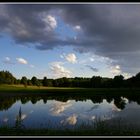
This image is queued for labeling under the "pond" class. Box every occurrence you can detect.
[0,93,140,129]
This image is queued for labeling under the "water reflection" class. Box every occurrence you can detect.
[15,107,26,128]
[0,93,139,111]
[50,100,72,116]
[60,114,77,125]
[0,92,140,129]
[86,105,100,112]
[3,117,8,123]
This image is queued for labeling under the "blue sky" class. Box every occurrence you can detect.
[0,29,113,79]
[0,4,137,79]
[0,32,124,79]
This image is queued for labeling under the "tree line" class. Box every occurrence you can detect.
[1,70,140,88]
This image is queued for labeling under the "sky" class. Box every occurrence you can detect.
[0,3,139,79]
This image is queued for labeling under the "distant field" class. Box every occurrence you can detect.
[0,84,140,96]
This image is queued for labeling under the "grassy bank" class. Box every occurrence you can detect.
[0,85,140,96]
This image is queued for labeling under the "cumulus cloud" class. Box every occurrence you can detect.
[122,72,132,79]
[74,25,81,30]
[110,65,121,75]
[60,53,77,64]
[42,15,57,31]
[65,53,77,64]
[50,100,72,116]
[90,58,94,62]
[60,114,77,125]
[3,56,35,68]
[0,4,140,75]
[109,64,132,78]
[16,57,28,64]
[50,61,72,78]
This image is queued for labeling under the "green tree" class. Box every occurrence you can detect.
[90,76,102,88]
[113,75,124,87]
[42,77,48,86]
[21,76,28,88]
[31,76,38,86]
[0,70,16,84]
[27,80,32,86]
[36,80,42,88]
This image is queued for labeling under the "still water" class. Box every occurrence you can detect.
[0,94,140,129]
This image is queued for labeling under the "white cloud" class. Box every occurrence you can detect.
[16,57,28,64]
[50,61,72,78]
[50,100,72,116]
[122,72,132,79]
[78,53,113,65]
[65,53,77,64]
[60,114,77,125]
[90,58,95,62]
[43,15,57,30]
[74,25,81,30]
[110,65,121,75]
[110,64,132,79]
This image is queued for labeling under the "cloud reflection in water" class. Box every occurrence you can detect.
[50,100,72,116]
[60,114,77,125]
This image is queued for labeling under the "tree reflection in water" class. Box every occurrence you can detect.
[15,106,25,129]
[0,92,140,111]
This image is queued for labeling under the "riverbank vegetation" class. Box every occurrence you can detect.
[1,70,140,88]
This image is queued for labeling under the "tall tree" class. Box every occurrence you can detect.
[21,76,28,88]
[42,77,48,86]
[31,76,38,86]
[0,70,16,84]
[113,75,124,87]
[90,76,102,88]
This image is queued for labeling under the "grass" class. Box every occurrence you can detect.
[0,84,140,96]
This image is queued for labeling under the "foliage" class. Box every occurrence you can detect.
[21,76,28,88]
[1,70,140,88]
[0,71,16,85]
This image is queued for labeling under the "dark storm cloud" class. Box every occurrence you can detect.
[86,65,99,72]
[59,4,140,74]
[0,4,140,74]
